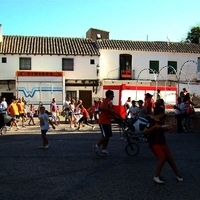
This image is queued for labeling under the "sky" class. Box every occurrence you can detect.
[0,0,200,42]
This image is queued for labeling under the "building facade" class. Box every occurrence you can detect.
[0,25,200,107]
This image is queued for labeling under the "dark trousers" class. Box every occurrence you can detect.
[175,114,183,132]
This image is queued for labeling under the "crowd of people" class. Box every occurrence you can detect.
[123,88,196,133]
[1,88,196,184]
[174,88,196,132]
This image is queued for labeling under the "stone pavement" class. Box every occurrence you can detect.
[0,117,200,200]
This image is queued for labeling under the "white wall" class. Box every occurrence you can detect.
[99,50,200,82]
[0,55,99,80]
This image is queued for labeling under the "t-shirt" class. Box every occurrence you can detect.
[129,106,139,119]
[145,118,166,147]
[64,100,71,110]
[144,99,154,115]
[81,107,89,118]
[39,113,49,130]
[51,102,57,112]
[17,102,25,114]
[98,98,113,124]
[9,103,19,116]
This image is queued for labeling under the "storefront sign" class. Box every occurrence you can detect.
[16,71,63,76]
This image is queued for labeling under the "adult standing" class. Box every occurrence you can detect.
[0,97,8,114]
[17,97,26,127]
[156,89,162,101]
[7,98,20,131]
[50,98,58,125]
[144,93,154,118]
[127,100,138,125]
[93,90,121,156]
[124,97,132,117]
[183,93,195,130]
[63,97,71,123]
[174,97,186,133]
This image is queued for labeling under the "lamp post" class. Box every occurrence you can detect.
[177,60,198,95]
[187,71,198,92]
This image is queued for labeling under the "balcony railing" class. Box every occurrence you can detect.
[121,69,132,79]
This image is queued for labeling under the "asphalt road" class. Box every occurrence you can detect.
[0,123,200,200]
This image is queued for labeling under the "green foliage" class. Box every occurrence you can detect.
[186,26,200,44]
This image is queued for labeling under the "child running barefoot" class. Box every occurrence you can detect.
[38,106,55,149]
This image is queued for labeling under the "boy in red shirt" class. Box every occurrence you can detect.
[77,104,95,130]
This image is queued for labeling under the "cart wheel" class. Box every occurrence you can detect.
[1,126,7,135]
[125,142,139,156]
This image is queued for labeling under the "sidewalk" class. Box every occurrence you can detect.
[5,116,99,134]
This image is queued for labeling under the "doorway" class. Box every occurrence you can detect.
[1,92,14,104]
[79,90,92,109]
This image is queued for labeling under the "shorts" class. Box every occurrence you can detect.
[99,124,112,138]
[79,117,88,124]
[12,115,19,120]
[19,113,25,118]
[151,144,172,159]
[51,112,57,121]
[41,129,48,136]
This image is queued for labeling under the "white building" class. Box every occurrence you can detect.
[0,25,200,107]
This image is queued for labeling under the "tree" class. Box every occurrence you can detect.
[185,26,200,44]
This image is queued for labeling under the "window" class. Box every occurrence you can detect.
[19,58,31,70]
[119,54,132,79]
[90,59,95,64]
[2,57,7,63]
[62,58,74,71]
[66,91,77,101]
[149,61,159,74]
[168,61,177,74]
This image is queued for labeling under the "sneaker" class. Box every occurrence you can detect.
[92,144,101,155]
[44,145,49,149]
[16,127,20,131]
[176,174,183,182]
[92,126,95,130]
[100,150,111,157]
[153,177,164,184]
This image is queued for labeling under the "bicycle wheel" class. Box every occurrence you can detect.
[1,126,7,135]
[125,142,139,156]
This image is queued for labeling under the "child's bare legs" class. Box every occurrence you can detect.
[155,157,166,177]
[28,117,35,125]
[166,157,179,176]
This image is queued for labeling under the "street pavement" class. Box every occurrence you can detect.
[0,118,200,200]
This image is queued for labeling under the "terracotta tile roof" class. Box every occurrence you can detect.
[1,36,200,55]
[96,39,200,53]
[0,36,100,56]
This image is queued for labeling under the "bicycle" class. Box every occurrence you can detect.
[0,126,7,135]
[118,118,148,156]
